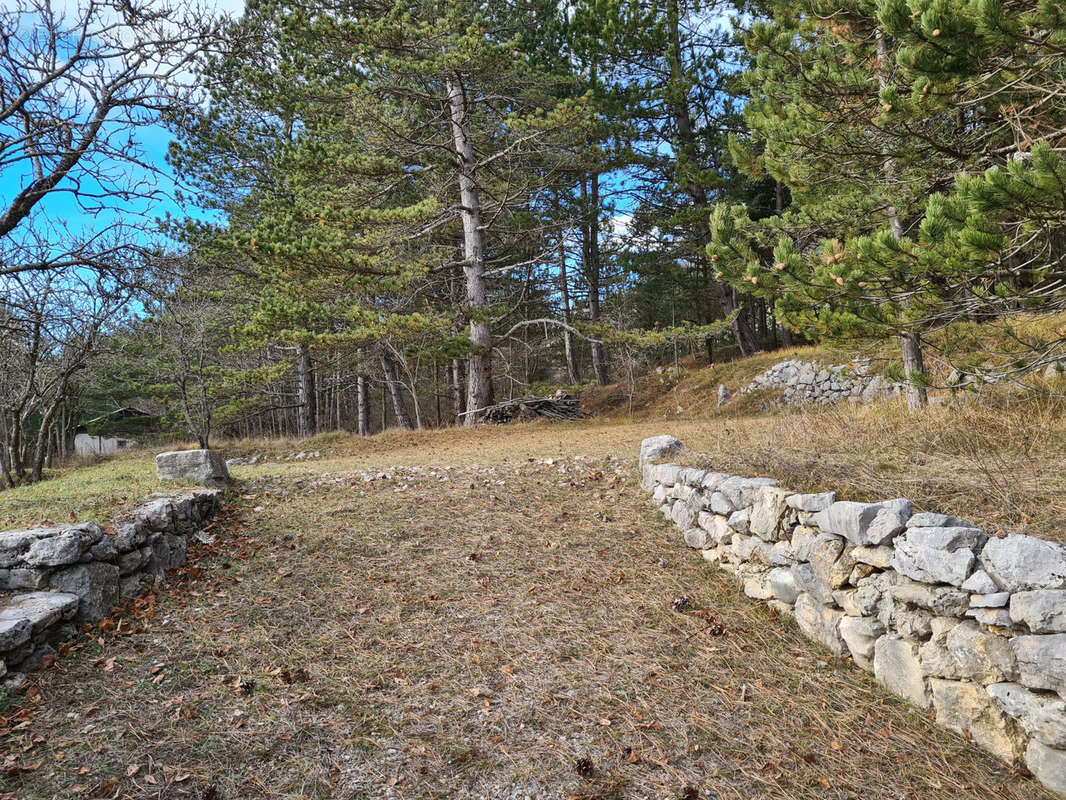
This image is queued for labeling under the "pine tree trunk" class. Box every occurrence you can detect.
[557,229,580,384]
[877,31,927,412]
[297,342,317,438]
[450,358,466,425]
[380,355,413,430]
[665,0,757,357]
[446,77,494,424]
[780,321,794,348]
[581,176,609,385]
[356,373,368,436]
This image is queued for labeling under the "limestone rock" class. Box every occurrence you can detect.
[891,526,987,587]
[853,545,893,569]
[732,534,773,565]
[849,563,877,584]
[708,492,734,516]
[920,641,962,679]
[786,491,835,512]
[790,526,820,561]
[987,682,1066,748]
[0,617,32,650]
[118,547,148,576]
[655,464,682,486]
[49,563,120,621]
[966,607,1014,628]
[769,567,800,604]
[981,533,1066,591]
[22,523,103,567]
[1026,740,1066,796]
[111,523,147,552]
[155,449,231,489]
[743,570,775,600]
[6,568,48,590]
[716,384,731,406]
[684,528,711,549]
[839,615,884,668]
[895,607,933,640]
[812,501,883,545]
[888,578,969,617]
[639,435,685,466]
[769,541,796,566]
[0,529,51,567]
[946,620,1017,683]
[929,678,1026,762]
[865,499,914,546]
[1011,590,1066,633]
[0,592,78,635]
[149,533,188,572]
[970,592,1011,608]
[794,593,847,656]
[835,589,871,618]
[1012,634,1066,697]
[718,476,779,509]
[874,635,930,708]
[749,486,790,541]
[727,509,750,535]
[962,569,1001,594]
[808,533,849,589]
[908,512,972,529]
[671,501,697,530]
[699,513,733,545]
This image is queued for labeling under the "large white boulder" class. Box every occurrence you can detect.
[891,526,986,587]
[155,449,231,489]
[981,533,1066,591]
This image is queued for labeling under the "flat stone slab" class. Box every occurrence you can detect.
[0,591,79,636]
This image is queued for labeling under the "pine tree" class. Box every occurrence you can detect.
[711,0,1066,403]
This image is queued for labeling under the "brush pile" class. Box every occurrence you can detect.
[479,391,587,423]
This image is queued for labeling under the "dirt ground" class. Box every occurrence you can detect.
[0,434,1055,799]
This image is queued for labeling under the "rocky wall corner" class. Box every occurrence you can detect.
[0,489,224,689]
[640,435,1066,797]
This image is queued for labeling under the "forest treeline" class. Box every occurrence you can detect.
[2,0,1065,486]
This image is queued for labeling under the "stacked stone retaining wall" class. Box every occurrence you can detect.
[640,435,1066,796]
[741,358,904,406]
[0,490,222,685]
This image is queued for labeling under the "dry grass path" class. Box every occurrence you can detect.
[1,436,1054,799]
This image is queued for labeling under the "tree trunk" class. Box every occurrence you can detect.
[665,0,757,357]
[450,358,466,425]
[380,354,413,430]
[446,77,494,424]
[780,322,794,348]
[877,31,926,412]
[557,229,581,384]
[297,342,317,438]
[31,395,63,483]
[581,176,609,385]
[356,373,369,436]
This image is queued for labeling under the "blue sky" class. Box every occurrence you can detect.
[0,0,246,256]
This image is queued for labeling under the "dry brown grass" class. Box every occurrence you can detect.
[7,388,1065,547]
[0,438,1057,799]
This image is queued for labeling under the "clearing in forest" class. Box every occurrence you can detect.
[0,423,1058,799]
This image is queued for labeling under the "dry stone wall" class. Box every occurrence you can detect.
[0,490,222,687]
[639,435,1066,796]
[740,359,904,406]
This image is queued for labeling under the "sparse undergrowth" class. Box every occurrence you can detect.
[0,438,1058,799]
